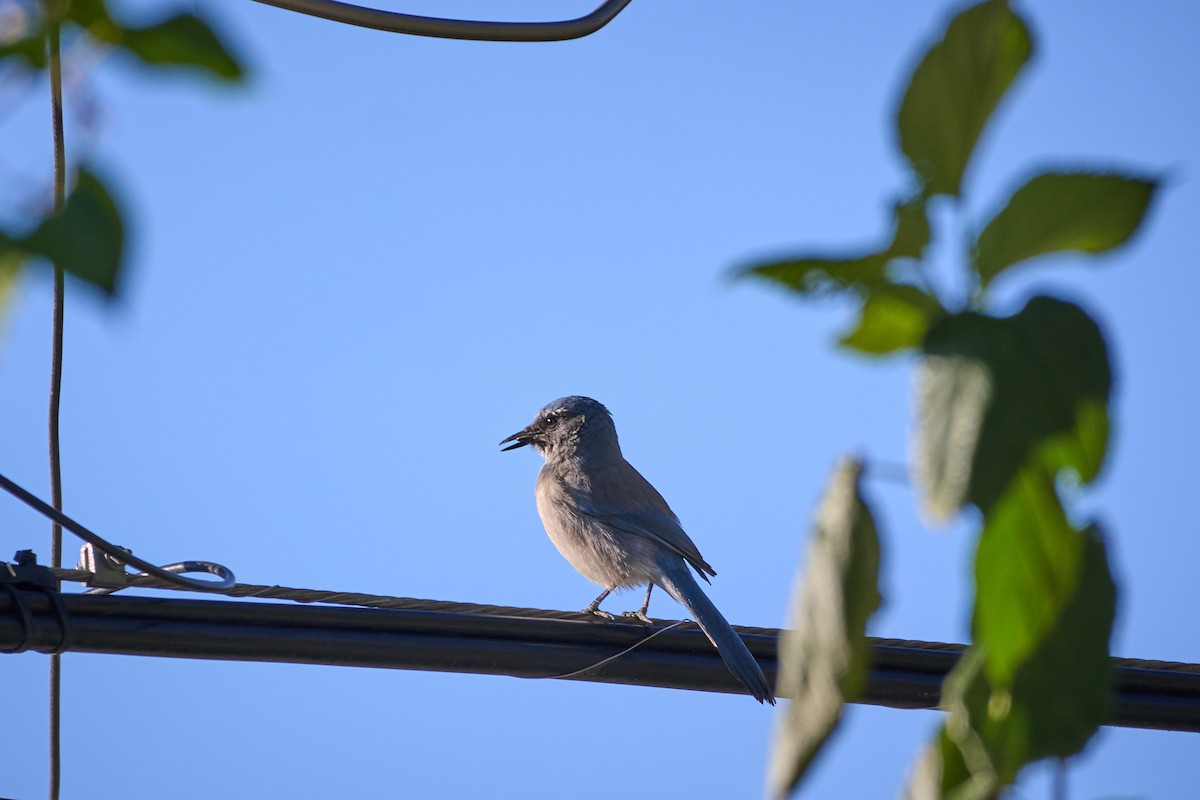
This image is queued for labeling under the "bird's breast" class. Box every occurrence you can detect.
[534,475,659,589]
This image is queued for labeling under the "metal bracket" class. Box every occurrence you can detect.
[252,0,635,41]
[78,542,132,590]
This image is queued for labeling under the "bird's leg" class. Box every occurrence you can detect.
[622,584,654,625]
[582,588,617,620]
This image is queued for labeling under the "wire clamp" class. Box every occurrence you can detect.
[77,542,131,590]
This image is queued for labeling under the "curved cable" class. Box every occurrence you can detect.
[251,0,634,41]
[84,560,236,596]
[0,472,235,593]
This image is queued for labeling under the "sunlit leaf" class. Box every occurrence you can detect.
[916,296,1110,518]
[973,464,1079,686]
[973,171,1159,287]
[839,284,941,356]
[120,14,244,81]
[769,457,882,798]
[23,168,125,294]
[929,517,1114,792]
[897,0,1032,197]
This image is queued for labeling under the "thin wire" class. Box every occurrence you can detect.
[44,6,67,797]
[539,619,691,680]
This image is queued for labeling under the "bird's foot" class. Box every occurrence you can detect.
[621,610,653,625]
[581,607,617,621]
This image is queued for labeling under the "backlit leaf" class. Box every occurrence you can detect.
[897,0,1032,197]
[973,171,1159,287]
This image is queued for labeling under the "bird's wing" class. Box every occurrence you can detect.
[573,460,717,580]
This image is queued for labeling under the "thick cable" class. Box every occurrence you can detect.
[0,473,235,593]
[0,583,33,652]
[251,0,634,41]
[44,568,1200,678]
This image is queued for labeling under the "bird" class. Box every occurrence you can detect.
[500,395,775,704]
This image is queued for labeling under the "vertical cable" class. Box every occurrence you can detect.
[45,5,68,798]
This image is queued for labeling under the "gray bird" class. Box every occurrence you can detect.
[501,396,775,704]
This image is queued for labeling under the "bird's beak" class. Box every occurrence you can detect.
[499,427,534,451]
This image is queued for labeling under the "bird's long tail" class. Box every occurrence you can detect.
[655,555,775,705]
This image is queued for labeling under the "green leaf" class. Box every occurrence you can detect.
[0,238,23,322]
[888,195,932,260]
[742,252,890,297]
[973,171,1159,287]
[840,284,941,356]
[0,31,49,70]
[972,464,1079,686]
[769,457,882,798]
[68,0,118,30]
[933,517,1115,790]
[65,0,244,82]
[897,0,1032,198]
[916,296,1111,519]
[120,14,244,81]
[739,194,931,297]
[23,168,125,294]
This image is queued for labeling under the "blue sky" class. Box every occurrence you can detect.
[2,0,1198,796]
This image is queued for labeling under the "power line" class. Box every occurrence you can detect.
[3,572,1199,732]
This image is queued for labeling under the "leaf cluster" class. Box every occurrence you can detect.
[758,2,1156,797]
[0,0,245,316]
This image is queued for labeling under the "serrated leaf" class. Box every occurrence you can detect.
[916,296,1111,519]
[120,14,244,81]
[23,168,125,294]
[839,284,941,356]
[897,0,1032,198]
[973,171,1159,287]
[914,354,992,522]
[768,457,882,798]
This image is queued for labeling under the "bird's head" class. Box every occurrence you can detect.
[500,396,619,461]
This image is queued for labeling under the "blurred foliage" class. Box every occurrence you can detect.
[770,457,881,798]
[0,0,244,318]
[747,0,1159,796]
